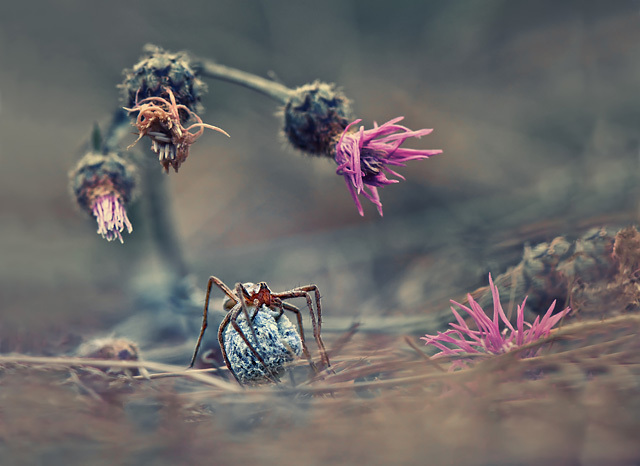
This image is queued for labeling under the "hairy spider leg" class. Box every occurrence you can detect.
[274,287,330,368]
[297,285,324,332]
[216,304,240,383]
[235,282,261,351]
[298,285,329,366]
[189,276,237,368]
[279,301,318,373]
[219,302,280,384]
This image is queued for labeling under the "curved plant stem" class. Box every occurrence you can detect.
[143,158,190,279]
[195,59,293,104]
[103,108,131,154]
[101,108,191,281]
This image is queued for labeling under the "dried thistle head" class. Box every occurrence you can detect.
[121,45,229,172]
[76,337,141,376]
[334,117,442,216]
[612,226,640,277]
[124,88,229,173]
[566,226,640,317]
[470,227,618,318]
[120,44,206,114]
[283,80,352,155]
[69,152,137,243]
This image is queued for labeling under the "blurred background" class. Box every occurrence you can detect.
[2,1,640,464]
[1,0,640,352]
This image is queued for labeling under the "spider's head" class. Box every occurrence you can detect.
[244,282,273,307]
[223,282,274,310]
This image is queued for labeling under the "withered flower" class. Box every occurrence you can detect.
[121,45,229,172]
[124,88,229,172]
[70,152,137,243]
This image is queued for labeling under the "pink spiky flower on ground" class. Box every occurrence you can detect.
[334,117,442,216]
[421,275,571,363]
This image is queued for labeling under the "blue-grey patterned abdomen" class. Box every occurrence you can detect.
[222,306,303,383]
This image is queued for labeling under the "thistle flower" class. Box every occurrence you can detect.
[196,60,445,215]
[70,152,137,243]
[120,44,229,172]
[281,83,442,215]
[421,275,571,362]
[334,117,442,216]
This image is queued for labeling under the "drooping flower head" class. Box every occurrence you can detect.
[281,80,441,215]
[421,275,571,363]
[124,88,229,173]
[120,44,206,116]
[120,44,229,172]
[70,152,137,243]
[334,117,442,216]
[90,192,133,243]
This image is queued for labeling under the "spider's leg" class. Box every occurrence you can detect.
[189,276,238,368]
[296,285,324,334]
[218,305,241,384]
[275,289,330,368]
[279,301,310,358]
[211,276,238,303]
[281,301,317,373]
[236,283,260,349]
[228,305,280,384]
[295,285,328,366]
[190,276,219,368]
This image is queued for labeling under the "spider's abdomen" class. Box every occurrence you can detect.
[223,306,303,383]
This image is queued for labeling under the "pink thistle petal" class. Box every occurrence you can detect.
[334,116,442,216]
[423,275,570,362]
[91,194,133,244]
[344,180,364,216]
[516,297,527,346]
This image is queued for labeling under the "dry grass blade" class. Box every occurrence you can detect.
[0,354,241,392]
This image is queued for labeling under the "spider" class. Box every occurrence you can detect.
[189,276,330,384]
[123,87,229,172]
